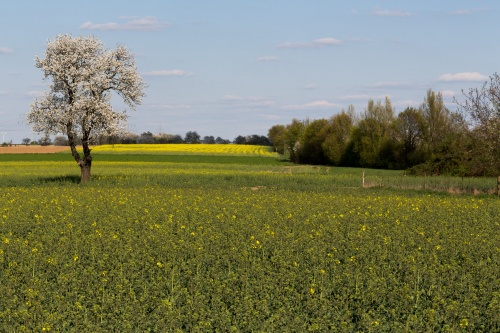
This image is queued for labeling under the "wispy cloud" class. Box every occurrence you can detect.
[440,90,457,98]
[143,70,193,77]
[278,37,342,49]
[0,47,14,54]
[438,72,488,82]
[220,95,275,108]
[372,9,412,17]
[368,81,411,89]
[257,56,279,62]
[451,9,473,15]
[341,94,390,101]
[396,100,420,108]
[282,100,339,110]
[81,16,168,31]
[221,95,250,101]
[451,7,490,15]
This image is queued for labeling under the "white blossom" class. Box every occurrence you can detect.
[27,34,146,140]
[27,34,146,182]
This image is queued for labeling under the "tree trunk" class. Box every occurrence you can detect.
[68,136,92,183]
[79,141,92,183]
[79,157,92,183]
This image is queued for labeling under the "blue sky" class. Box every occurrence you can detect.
[0,0,498,143]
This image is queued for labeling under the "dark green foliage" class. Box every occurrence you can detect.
[298,119,329,165]
[268,124,286,154]
[184,131,201,144]
[269,87,498,176]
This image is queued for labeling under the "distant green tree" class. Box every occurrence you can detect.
[322,111,353,166]
[202,135,216,144]
[351,98,395,168]
[39,135,52,146]
[393,107,426,168]
[120,132,139,144]
[299,119,329,164]
[233,135,246,144]
[215,137,230,144]
[138,131,155,144]
[168,134,184,144]
[184,131,201,144]
[284,119,307,163]
[54,135,69,146]
[420,90,450,157]
[268,125,286,154]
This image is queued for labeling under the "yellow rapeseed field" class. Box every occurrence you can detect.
[92,143,275,156]
[1,151,499,331]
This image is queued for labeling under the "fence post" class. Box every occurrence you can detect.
[362,170,365,188]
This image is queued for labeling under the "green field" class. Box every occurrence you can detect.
[1,149,499,332]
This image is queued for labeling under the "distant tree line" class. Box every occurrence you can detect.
[268,78,500,177]
[39,131,271,147]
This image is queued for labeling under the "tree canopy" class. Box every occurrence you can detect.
[268,86,498,177]
[27,34,146,182]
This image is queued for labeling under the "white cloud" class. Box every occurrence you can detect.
[282,100,339,110]
[369,81,410,88]
[451,9,473,15]
[438,72,488,82]
[0,47,14,54]
[278,37,342,49]
[257,56,279,62]
[396,100,420,108]
[440,90,456,98]
[81,16,168,31]
[313,38,342,46]
[143,70,192,77]
[373,9,412,17]
[341,94,390,101]
[451,7,490,15]
[303,83,317,90]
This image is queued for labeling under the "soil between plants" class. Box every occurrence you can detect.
[0,146,70,154]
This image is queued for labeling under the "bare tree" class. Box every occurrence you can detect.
[27,35,146,182]
[456,73,500,175]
